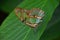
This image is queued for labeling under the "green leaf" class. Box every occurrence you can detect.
[40,21,60,40]
[40,5,60,40]
[57,0,60,3]
[0,0,59,40]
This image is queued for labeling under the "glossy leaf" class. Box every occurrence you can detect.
[40,5,60,40]
[0,0,59,40]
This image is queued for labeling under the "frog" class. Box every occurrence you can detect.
[14,8,44,28]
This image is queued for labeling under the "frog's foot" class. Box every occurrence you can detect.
[26,22,37,28]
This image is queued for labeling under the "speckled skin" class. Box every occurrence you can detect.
[15,8,44,28]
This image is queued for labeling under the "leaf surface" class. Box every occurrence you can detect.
[0,0,59,40]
